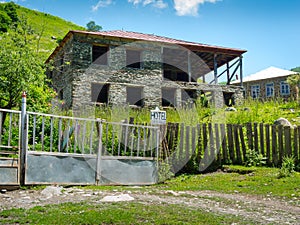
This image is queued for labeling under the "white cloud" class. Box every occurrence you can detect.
[92,0,113,12]
[143,0,153,6]
[128,0,167,9]
[128,0,141,5]
[174,0,219,16]
[153,0,167,9]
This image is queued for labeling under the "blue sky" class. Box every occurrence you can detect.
[4,0,300,77]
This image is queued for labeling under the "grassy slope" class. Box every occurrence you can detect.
[14,4,85,60]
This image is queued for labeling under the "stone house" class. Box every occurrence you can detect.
[232,66,299,100]
[46,30,247,110]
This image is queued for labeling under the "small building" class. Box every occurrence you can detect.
[232,66,299,100]
[46,30,247,110]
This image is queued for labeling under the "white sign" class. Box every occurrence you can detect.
[150,107,166,125]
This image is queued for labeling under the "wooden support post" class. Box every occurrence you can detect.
[188,51,192,82]
[239,56,243,87]
[214,54,218,84]
[226,62,230,84]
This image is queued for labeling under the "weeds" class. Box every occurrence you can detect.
[244,149,266,167]
[278,156,295,178]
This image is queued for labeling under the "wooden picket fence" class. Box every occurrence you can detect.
[160,122,300,168]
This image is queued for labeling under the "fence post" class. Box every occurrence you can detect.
[96,120,103,185]
[20,91,28,186]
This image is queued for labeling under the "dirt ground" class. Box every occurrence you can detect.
[1,186,299,225]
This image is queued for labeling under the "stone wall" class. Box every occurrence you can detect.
[242,76,296,100]
[49,32,244,110]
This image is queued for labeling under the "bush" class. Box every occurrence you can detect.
[278,156,295,178]
[244,149,266,167]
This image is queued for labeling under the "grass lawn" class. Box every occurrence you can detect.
[160,166,300,199]
[0,166,299,224]
[0,202,253,225]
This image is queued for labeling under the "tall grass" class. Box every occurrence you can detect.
[86,99,300,126]
[223,99,299,125]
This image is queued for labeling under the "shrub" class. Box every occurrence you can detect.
[278,156,295,178]
[244,149,266,167]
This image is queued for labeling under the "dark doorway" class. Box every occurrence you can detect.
[223,92,235,106]
[91,83,110,104]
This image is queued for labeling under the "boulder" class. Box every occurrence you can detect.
[274,118,293,128]
[100,194,134,202]
[41,186,63,198]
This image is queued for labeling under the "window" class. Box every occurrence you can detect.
[126,86,144,107]
[251,85,260,99]
[280,81,290,96]
[162,88,176,107]
[91,83,109,104]
[163,48,191,82]
[126,49,141,69]
[182,89,197,103]
[59,90,63,100]
[223,92,235,106]
[92,45,108,65]
[266,83,274,97]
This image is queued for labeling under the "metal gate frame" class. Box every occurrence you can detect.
[1,93,160,186]
[0,108,21,185]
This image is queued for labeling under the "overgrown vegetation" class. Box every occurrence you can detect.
[91,99,300,126]
[278,156,296,178]
[244,149,266,167]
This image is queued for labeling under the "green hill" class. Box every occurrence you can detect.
[0,2,85,60]
[291,66,300,73]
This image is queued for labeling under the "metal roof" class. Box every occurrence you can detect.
[46,30,247,70]
[72,30,246,53]
[232,66,298,84]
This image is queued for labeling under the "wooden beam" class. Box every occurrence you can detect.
[214,54,218,84]
[239,56,243,87]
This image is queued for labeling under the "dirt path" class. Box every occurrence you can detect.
[0,187,299,225]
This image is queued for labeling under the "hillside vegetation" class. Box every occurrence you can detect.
[0,2,85,60]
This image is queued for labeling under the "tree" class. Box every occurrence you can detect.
[0,11,12,32]
[86,21,102,32]
[291,67,300,73]
[0,19,54,113]
[287,73,300,103]
[4,2,19,24]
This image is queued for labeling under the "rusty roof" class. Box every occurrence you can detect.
[46,30,246,64]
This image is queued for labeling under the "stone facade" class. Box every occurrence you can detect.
[47,31,245,110]
[243,76,297,100]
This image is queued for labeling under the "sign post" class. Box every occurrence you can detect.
[150,107,166,125]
